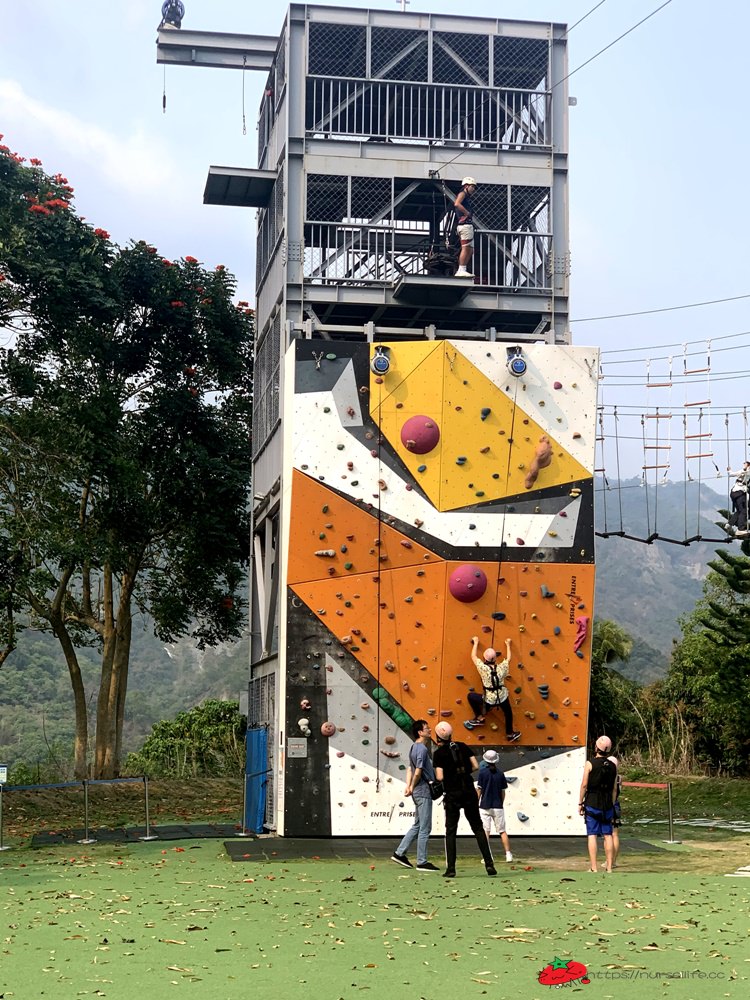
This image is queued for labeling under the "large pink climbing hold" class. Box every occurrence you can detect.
[321,721,336,737]
[574,615,590,653]
[400,415,440,455]
[449,564,488,603]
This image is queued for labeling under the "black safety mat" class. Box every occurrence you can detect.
[223,835,665,862]
[31,823,246,847]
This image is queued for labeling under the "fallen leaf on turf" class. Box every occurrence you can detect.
[160,938,186,945]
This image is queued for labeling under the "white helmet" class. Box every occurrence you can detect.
[462,176,477,187]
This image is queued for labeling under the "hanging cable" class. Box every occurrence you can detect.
[242,55,247,136]
[162,64,167,114]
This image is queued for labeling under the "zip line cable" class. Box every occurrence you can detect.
[572,291,750,324]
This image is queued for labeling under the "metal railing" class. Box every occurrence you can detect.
[303,222,552,290]
[306,76,550,149]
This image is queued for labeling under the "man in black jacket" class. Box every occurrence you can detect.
[433,721,497,878]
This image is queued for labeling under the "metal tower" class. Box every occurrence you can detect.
[158,5,592,838]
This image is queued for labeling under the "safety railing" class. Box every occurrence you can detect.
[303,222,552,291]
[306,76,550,149]
[0,776,158,849]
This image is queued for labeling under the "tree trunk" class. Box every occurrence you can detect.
[93,565,134,778]
[52,616,89,779]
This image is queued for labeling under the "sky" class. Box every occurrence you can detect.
[2,0,750,484]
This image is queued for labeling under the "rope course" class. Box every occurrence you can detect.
[595,342,740,546]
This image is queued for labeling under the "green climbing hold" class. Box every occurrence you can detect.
[326,353,337,360]
[372,686,412,730]
[322,505,329,513]
[344,562,353,570]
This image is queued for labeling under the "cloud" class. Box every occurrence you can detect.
[0,78,178,200]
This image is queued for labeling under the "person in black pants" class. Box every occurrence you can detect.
[432,721,497,878]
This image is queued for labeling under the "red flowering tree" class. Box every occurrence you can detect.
[0,139,254,778]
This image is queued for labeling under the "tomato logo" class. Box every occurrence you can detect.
[537,957,589,987]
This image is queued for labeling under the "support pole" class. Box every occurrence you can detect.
[0,785,10,851]
[663,781,681,844]
[237,767,252,837]
[77,781,97,845]
[139,776,159,841]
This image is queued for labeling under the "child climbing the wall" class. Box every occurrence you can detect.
[465,636,521,742]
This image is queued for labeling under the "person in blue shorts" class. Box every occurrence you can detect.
[578,735,617,872]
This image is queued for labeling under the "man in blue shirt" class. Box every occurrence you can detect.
[391,720,439,872]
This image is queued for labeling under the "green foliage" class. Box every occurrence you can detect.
[124,700,246,778]
[0,139,254,777]
[587,619,639,749]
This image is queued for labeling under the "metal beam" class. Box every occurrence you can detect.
[156,28,277,71]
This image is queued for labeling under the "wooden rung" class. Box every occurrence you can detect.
[643,445,672,450]
[645,413,672,419]
[685,432,712,439]
[641,463,670,469]
[646,382,672,388]
[684,368,710,374]
[684,400,710,407]
[686,453,714,459]
[594,467,606,473]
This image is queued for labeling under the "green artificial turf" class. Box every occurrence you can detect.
[1,841,749,1000]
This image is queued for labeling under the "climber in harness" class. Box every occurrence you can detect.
[465,636,521,742]
[453,176,477,278]
[726,460,750,537]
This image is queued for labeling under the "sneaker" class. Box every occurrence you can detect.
[416,862,440,872]
[507,731,521,742]
[486,865,497,876]
[455,269,474,278]
[391,853,413,868]
[464,719,483,729]
[442,869,456,878]
[505,851,513,862]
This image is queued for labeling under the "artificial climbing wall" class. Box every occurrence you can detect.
[279,340,599,837]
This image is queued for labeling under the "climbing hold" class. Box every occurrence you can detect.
[315,549,335,557]
[562,697,571,706]
[540,585,554,599]
[514,686,522,694]
[456,456,467,465]
[517,812,529,822]
[524,434,553,490]
[318,532,326,540]
[524,711,536,719]
[300,698,312,711]
[480,407,491,420]
[516,538,525,546]
[491,612,506,620]
[480,446,490,454]
[400,540,412,549]
[538,684,549,700]
[448,564,488,603]
[321,721,336,737]
[548,712,559,720]
[554,627,561,636]
[548,530,558,538]
[384,735,397,745]
[344,562,353,570]
[414,519,424,528]
[570,487,581,497]
[439,710,453,718]
[323,406,331,413]
[384,660,395,672]
[530,787,538,796]
[553,381,562,390]
[401,415,440,454]
[536,723,546,729]
[336,443,344,450]
[417,465,427,473]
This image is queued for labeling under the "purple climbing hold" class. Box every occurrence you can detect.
[449,564,488,603]
[400,415,440,455]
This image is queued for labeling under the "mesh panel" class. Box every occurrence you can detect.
[309,22,366,77]
[371,27,428,81]
[275,31,286,104]
[433,32,489,86]
[253,314,281,454]
[350,177,391,221]
[474,184,509,231]
[494,36,549,90]
[510,185,550,232]
[307,174,348,222]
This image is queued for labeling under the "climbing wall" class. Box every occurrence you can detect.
[279,340,599,837]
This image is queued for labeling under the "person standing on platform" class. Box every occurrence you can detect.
[726,461,750,535]
[391,720,440,872]
[453,177,477,278]
[433,721,497,878]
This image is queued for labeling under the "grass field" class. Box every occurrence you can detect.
[1,775,749,999]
